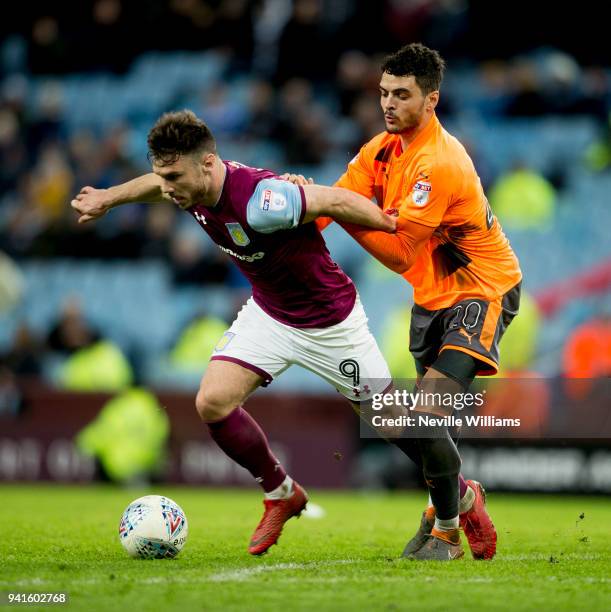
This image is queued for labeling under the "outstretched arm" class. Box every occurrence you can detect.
[279,164,372,233]
[247,179,395,234]
[71,173,170,223]
[301,185,395,232]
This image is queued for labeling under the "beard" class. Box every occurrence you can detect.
[184,182,207,207]
[385,103,425,134]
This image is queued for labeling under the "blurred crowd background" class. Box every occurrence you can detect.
[1,0,610,416]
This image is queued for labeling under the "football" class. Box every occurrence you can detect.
[119,495,188,559]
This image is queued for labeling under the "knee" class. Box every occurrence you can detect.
[195,386,235,423]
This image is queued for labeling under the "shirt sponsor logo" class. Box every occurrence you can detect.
[217,244,265,262]
[412,180,431,206]
[225,222,250,246]
[261,189,287,212]
[262,189,272,211]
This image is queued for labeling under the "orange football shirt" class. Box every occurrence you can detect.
[334,114,522,310]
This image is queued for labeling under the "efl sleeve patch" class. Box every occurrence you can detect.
[411,180,432,206]
[399,165,450,228]
[246,179,304,234]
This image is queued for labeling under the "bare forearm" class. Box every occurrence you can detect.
[106,173,167,207]
[302,185,394,232]
[331,188,393,230]
[71,173,170,224]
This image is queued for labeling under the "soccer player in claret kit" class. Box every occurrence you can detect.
[286,43,523,560]
[71,110,398,556]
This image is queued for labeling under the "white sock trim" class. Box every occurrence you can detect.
[265,475,294,500]
[434,516,459,531]
[459,484,476,514]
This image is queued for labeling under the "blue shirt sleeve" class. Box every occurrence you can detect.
[246,179,305,234]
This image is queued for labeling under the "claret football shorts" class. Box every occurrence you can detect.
[210,295,391,401]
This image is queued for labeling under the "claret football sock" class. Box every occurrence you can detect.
[459,473,468,499]
[265,475,294,500]
[207,407,287,492]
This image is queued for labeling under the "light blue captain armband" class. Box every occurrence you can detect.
[246,178,305,234]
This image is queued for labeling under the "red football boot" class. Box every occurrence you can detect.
[248,482,308,555]
[459,480,497,559]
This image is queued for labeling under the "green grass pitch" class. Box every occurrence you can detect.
[1,484,609,611]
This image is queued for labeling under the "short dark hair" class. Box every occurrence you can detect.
[381,43,446,95]
[147,110,216,165]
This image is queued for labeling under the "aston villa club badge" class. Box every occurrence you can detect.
[214,331,235,352]
[225,222,250,246]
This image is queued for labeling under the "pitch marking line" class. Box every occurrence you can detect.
[209,559,357,582]
[2,574,610,588]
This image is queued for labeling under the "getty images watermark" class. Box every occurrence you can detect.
[368,388,519,429]
[356,378,611,439]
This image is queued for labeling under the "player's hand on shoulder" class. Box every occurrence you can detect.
[278,173,313,186]
[70,186,111,224]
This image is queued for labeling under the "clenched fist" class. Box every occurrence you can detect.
[70,186,113,223]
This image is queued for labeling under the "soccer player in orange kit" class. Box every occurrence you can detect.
[290,43,522,560]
